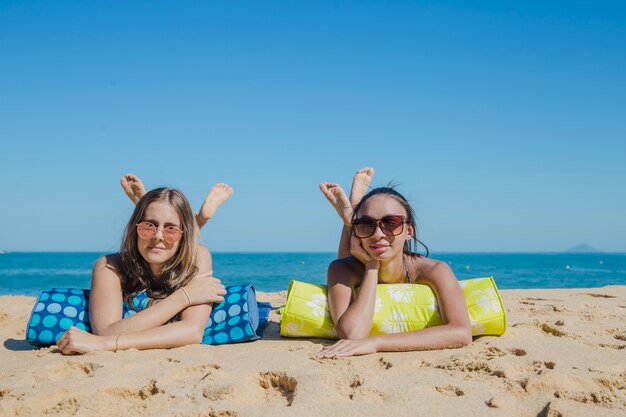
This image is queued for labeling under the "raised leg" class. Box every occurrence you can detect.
[349,167,374,208]
[120,174,146,205]
[196,183,234,229]
[320,167,375,258]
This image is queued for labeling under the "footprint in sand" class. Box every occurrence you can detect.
[0,388,13,400]
[526,360,556,374]
[324,373,388,402]
[480,346,507,360]
[46,397,80,415]
[258,371,298,406]
[34,361,101,383]
[347,377,388,402]
[537,401,563,417]
[378,357,392,369]
[507,348,527,356]
[106,380,164,401]
[165,363,220,380]
[540,323,567,337]
[205,411,238,417]
[203,384,236,401]
[435,385,465,396]
[159,363,222,398]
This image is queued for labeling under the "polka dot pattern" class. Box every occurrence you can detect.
[26,285,270,348]
[200,284,267,345]
[26,289,92,347]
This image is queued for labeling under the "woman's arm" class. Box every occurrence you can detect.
[327,236,382,339]
[89,247,220,336]
[318,262,472,357]
[58,314,210,353]
[60,247,224,354]
[88,255,192,336]
[327,259,379,339]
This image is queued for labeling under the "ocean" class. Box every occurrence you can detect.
[1,252,625,296]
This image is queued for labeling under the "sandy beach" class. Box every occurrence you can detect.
[0,287,624,417]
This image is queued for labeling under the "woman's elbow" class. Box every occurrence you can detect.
[188,325,205,344]
[186,326,204,345]
[452,325,473,347]
[335,322,368,340]
[91,325,113,337]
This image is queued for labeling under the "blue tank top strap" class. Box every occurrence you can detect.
[122,291,151,317]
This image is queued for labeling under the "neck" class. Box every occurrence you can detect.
[377,253,407,284]
[149,263,164,278]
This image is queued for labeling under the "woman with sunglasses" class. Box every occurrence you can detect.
[57,187,226,354]
[318,169,472,357]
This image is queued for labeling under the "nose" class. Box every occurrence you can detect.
[371,222,386,238]
[152,227,165,241]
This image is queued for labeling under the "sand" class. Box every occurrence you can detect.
[0,287,624,417]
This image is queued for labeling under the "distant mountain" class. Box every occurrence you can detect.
[565,243,602,253]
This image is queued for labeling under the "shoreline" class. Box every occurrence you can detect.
[1,286,625,416]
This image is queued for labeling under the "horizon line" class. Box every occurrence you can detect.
[2,250,625,255]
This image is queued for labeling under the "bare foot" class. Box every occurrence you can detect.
[120,174,146,205]
[349,167,374,207]
[196,183,234,228]
[319,182,352,226]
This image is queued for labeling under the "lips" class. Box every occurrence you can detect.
[148,246,167,252]
[370,244,389,254]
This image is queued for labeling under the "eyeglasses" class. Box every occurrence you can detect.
[351,215,408,238]
[136,222,183,243]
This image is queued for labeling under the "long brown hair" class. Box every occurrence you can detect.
[119,187,199,305]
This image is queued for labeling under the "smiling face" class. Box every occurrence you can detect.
[354,194,414,261]
[136,200,183,275]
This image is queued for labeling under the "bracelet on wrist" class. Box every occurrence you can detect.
[180,287,192,307]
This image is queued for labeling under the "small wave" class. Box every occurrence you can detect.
[0,268,92,276]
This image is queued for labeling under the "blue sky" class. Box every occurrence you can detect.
[1,1,625,252]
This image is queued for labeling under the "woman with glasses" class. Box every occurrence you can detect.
[317,169,472,357]
[56,187,226,354]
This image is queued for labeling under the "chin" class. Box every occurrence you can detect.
[368,249,400,261]
[140,251,175,265]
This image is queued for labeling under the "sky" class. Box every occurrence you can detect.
[1,1,625,253]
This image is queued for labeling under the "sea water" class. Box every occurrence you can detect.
[1,252,625,296]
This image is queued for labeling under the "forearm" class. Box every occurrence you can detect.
[93,289,191,336]
[116,320,205,350]
[91,320,205,352]
[373,323,472,352]
[335,268,378,339]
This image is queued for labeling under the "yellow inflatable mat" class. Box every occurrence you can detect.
[279,277,506,338]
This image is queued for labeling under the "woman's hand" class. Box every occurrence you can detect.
[183,272,226,305]
[349,235,379,269]
[316,338,380,358]
[57,326,114,354]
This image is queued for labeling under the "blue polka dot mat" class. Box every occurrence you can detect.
[26,285,271,347]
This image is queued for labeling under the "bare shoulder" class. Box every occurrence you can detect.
[197,244,212,260]
[91,253,123,288]
[328,256,364,287]
[93,253,122,275]
[412,256,456,285]
[196,244,213,270]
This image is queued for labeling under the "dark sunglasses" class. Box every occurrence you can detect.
[351,215,408,238]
